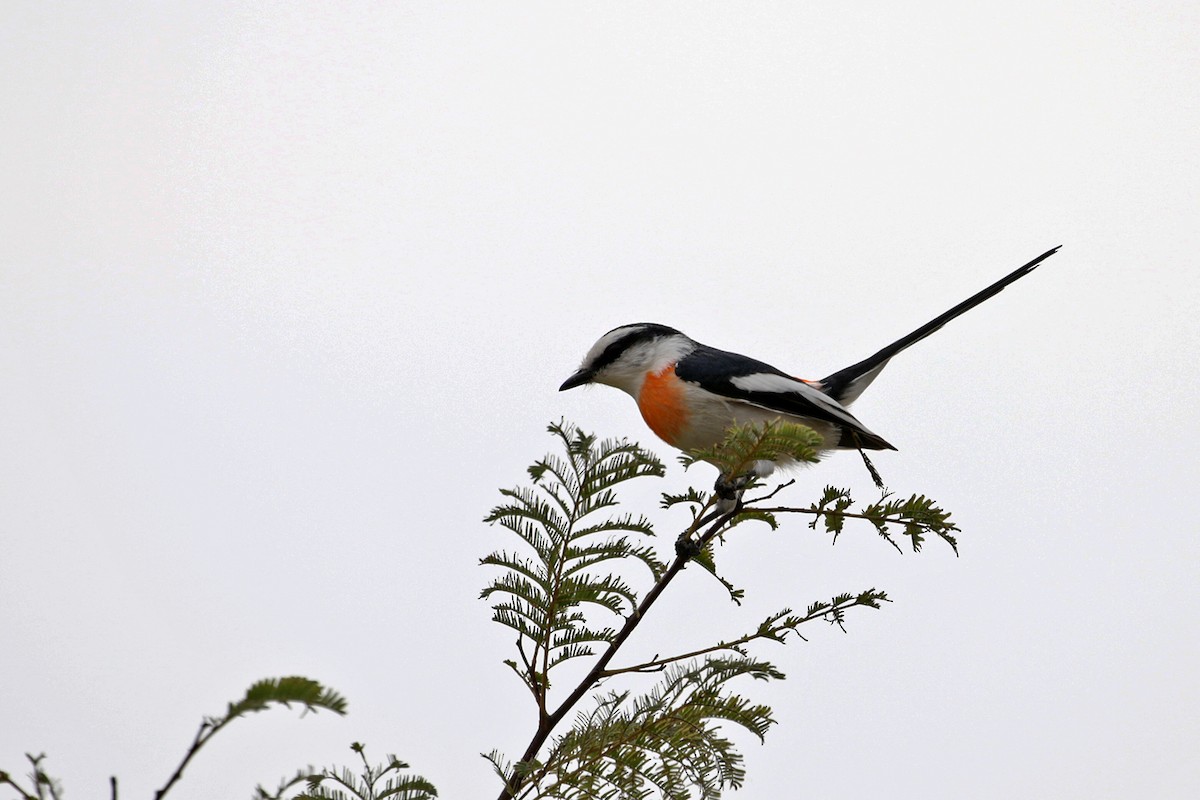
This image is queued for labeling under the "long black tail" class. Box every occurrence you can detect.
[821,246,1061,404]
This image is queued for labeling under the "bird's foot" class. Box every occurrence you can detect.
[714,471,755,512]
[675,533,702,560]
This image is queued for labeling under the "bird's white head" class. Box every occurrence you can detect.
[559,323,696,398]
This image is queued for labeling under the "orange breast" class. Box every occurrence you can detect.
[637,364,689,446]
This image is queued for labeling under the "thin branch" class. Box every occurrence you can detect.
[747,479,796,503]
[0,772,38,800]
[601,637,756,677]
[511,638,541,702]
[154,720,225,800]
[601,592,884,677]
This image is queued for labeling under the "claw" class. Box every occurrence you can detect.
[675,533,702,559]
[713,471,755,514]
[714,471,754,499]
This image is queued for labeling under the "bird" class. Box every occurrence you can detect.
[559,246,1060,477]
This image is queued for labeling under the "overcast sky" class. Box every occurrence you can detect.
[2,2,1198,799]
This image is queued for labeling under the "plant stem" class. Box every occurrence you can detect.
[154,719,228,800]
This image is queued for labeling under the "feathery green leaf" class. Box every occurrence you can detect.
[678,420,822,476]
[482,422,666,697]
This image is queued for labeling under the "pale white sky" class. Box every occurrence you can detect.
[2,3,1198,798]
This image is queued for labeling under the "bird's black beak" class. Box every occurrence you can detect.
[559,369,593,391]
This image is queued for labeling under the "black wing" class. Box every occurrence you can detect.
[675,345,896,450]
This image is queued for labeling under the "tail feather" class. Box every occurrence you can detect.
[821,246,1061,404]
[838,426,897,451]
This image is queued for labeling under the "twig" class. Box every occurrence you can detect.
[747,479,795,503]
[601,636,758,677]
[514,638,541,703]
[0,771,38,800]
[154,720,225,800]
[601,591,883,677]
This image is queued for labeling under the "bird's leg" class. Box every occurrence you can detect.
[674,532,703,559]
[676,471,755,560]
[714,471,755,513]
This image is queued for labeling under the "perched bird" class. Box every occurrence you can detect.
[560,247,1059,474]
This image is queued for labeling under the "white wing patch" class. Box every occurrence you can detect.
[729,372,864,428]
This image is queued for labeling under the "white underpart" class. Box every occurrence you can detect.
[752,459,776,478]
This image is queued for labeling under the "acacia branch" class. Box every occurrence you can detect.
[756,505,960,533]
[601,591,887,677]
[495,504,740,800]
[600,634,760,677]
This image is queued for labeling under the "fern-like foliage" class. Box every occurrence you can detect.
[226,676,348,722]
[493,657,780,800]
[677,420,823,479]
[803,486,960,555]
[481,422,667,698]
[862,493,959,554]
[151,677,349,800]
[257,743,437,800]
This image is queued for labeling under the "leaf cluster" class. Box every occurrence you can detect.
[257,743,437,800]
[481,422,667,699]
[676,420,823,479]
[803,486,960,554]
[157,677,348,800]
[491,657,781,800]
[226,677,348,722]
